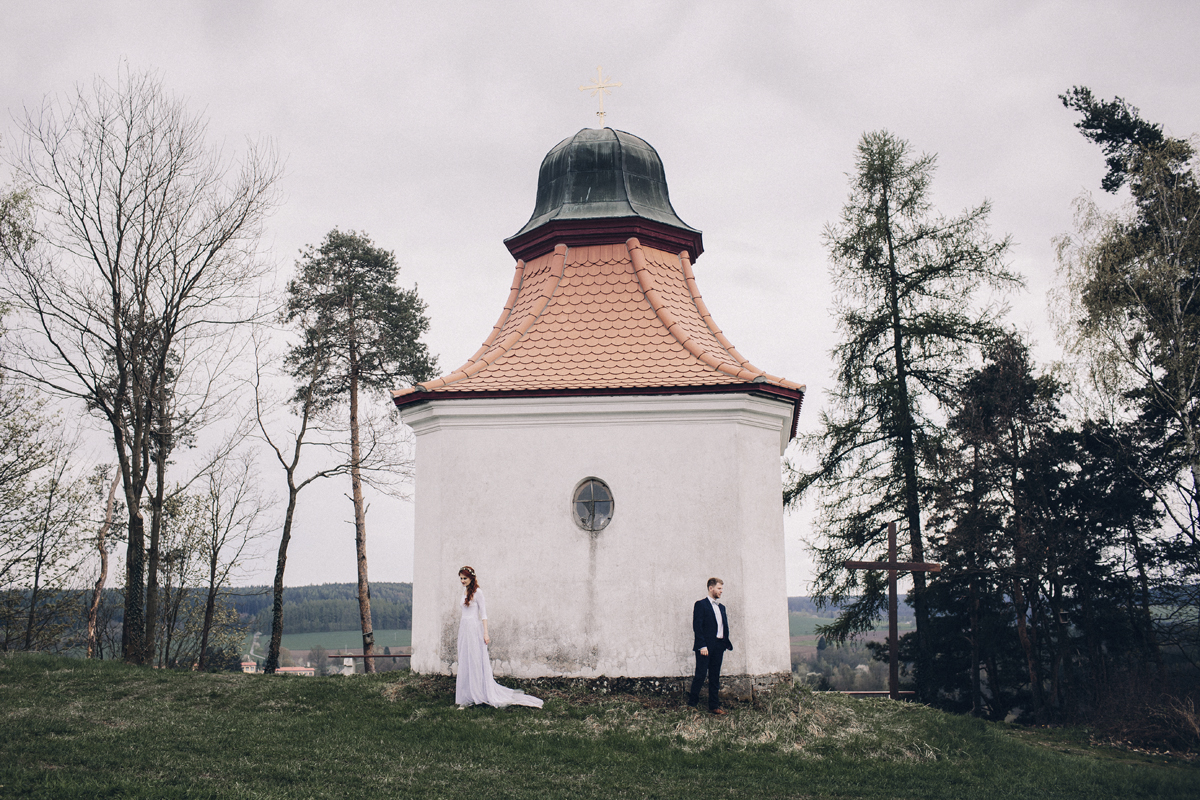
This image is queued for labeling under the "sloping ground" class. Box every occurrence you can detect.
[1,653,1197,799]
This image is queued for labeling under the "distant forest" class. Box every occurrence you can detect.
[227,586,873,633]
[238,588,863,633]
[239,587,881,633]
[234,583,413,634]
[33,585,842,642]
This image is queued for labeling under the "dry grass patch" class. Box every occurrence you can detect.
[379,672,945,761]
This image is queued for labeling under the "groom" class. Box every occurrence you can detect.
[688,577,733,715]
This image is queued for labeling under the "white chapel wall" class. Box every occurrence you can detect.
[400,393,793,679]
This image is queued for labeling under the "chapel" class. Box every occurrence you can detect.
[392,128,804,686]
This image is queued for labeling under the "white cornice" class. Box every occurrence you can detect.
[398,393,794,454]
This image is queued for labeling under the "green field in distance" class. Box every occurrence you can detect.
[788,613,914,639]
[247,629,412,657]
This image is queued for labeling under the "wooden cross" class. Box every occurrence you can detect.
[845,521,941,700]
[579,66,622,126]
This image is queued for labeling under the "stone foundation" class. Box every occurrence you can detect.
[482,671,793,703]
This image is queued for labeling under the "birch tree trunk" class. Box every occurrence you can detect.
[87,471,121,659]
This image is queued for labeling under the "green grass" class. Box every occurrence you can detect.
[247,628,412,657]
[1,653,1196,799]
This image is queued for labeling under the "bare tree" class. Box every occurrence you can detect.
[21,433,89,651]
[196,451,269,669]
[0,375,54,589]
[252,329,348,675]
[252,323,420,674]
[309,644,331,676]
[1,298,88,652]
[151,489,250,670]
[0,68,281,663]
[154,493,206,667]
[0,423,90,653]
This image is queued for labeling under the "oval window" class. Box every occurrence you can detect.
[573,478,614,532]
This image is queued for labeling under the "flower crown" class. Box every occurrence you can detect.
[459,566,476,577]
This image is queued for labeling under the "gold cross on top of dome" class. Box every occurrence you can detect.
[579,67,622,126]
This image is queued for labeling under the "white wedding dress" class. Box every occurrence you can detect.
[455,589,543,709]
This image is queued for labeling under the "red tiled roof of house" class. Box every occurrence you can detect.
[392,237,803,428]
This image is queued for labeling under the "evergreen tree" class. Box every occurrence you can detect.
[284,230,436,672]
[787,130,1021,698]
[924,335,1164,721]
[1058,86,1184,194]
[930,336,1072,719]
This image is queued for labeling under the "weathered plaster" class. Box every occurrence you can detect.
[399,393,793,679]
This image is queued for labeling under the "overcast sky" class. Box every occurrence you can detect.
[3,1,1199,595]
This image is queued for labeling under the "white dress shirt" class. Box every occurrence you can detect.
[710,597,724,640]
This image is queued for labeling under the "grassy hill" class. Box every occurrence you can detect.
[2,652,1196,799]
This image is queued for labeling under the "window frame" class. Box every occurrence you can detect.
[572,477,614,532]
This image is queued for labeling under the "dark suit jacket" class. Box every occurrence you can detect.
[693,598,734,653]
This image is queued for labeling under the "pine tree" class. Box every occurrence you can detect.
[284,229,436,672]
[787,131,1021,697]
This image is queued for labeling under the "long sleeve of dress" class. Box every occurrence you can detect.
[476,590,487,620]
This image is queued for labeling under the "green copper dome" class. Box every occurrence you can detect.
[504,128,704,261]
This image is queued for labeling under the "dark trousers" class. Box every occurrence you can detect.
[688,643,727,710]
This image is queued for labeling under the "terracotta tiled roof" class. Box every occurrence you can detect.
[392,238,804,420]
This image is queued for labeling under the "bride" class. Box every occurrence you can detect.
[455,566,543,709]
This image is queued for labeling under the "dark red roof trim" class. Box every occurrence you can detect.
[504,217,704,263]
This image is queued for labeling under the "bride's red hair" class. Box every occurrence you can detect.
[459,566,479,606]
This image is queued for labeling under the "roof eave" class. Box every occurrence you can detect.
[503,217,703,263]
